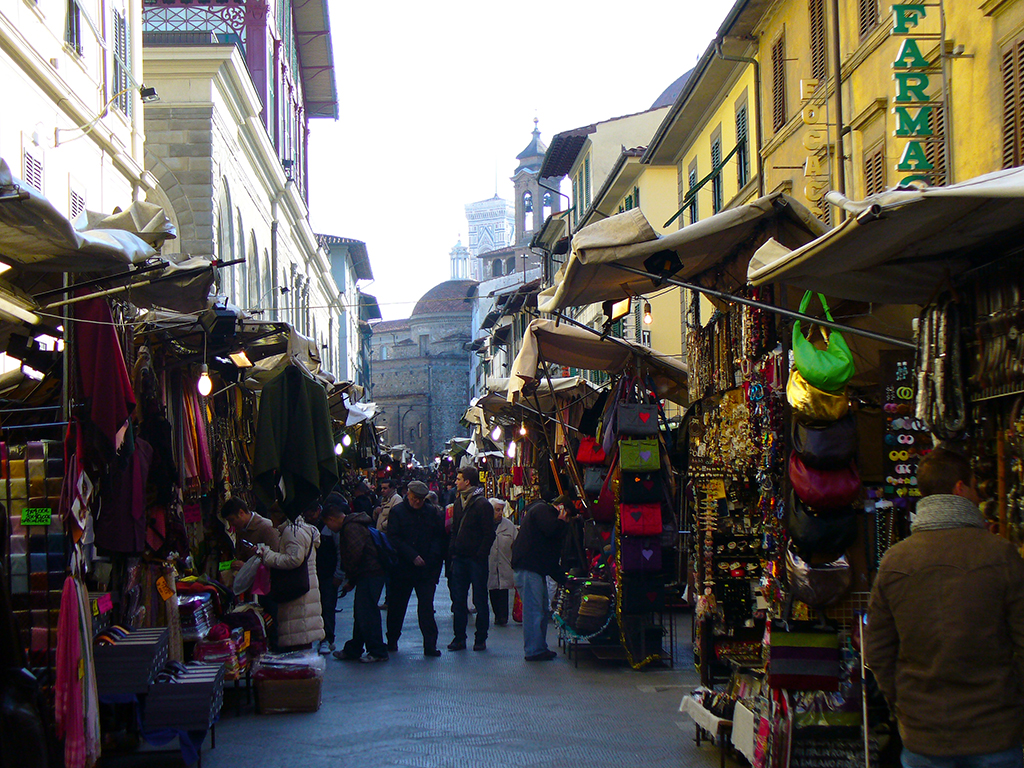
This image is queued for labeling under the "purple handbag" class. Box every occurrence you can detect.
[619,537,662,572]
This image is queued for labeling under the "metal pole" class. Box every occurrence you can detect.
[607,262,916,350]
[830,0,847,204]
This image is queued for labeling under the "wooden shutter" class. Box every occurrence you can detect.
[924,103,946,185]
[772,35,787,133]
[858,0,878,39]
[711,138,723,213]
[736,105,749,187]
[1002,40,1024,169]
[864,146,885,196]
[809,0,827,83]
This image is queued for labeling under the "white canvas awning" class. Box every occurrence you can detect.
[747,167,1024,304]
[466,376,601,425]
[508,318,688,405]
[538,191,826,313]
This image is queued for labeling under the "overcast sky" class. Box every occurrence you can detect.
[308,0,736,321]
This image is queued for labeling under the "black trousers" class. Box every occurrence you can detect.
[489,589,509,625]
[386,575,439,651]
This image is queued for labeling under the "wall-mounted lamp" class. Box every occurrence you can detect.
[55,85,160,147]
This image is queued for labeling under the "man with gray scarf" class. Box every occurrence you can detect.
[866,447,1024,768]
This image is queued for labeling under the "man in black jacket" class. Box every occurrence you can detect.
[447,467,497,651]
[511,495,570,661]
[385,481,446,657]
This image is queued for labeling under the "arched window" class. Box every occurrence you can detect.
[248,232,259,309]
[523,191,533,232]
[235,209,246,307]
[216,180,233,296]
[491,259,503,278]
[505,256,516,275]
[542,191,553,219]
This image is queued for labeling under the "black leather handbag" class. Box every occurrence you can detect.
[269,537,313,603]
[791,412,858,470]
[787,491,857,559]
[620,472,663,504]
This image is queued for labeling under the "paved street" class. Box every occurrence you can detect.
[104,581,736,768]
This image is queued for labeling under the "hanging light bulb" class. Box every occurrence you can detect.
[490,425,502,441]
[342,434,352,447]
[506,440,517,459]
[334,443,343,456]
[197,364,213,397]
[519,423,527,436]
[643,301,653,325]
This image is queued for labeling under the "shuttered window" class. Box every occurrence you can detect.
[113,9,132,117]
[24,150,42,191]
[736,104,749,187]
[858,0,879,39]
[924,103,946,185]
[70,189,85,220]
[711,137,723,213]
[688,164,699,224]
[772,34,787,133]
[66,0,83,55]
[1002,38,1024,168]
[864,145,885,196]
[810,0,827,83]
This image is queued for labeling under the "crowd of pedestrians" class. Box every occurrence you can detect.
[224,466,572,664]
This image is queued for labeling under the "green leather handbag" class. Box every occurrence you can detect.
[792,291,855,392]
[619,438,659,472]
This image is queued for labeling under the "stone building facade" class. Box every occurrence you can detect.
[370,280,476,460]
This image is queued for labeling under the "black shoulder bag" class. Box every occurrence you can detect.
[269,527,313,603]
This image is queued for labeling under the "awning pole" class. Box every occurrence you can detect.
[539,357,588,507]
[607,262,916,350]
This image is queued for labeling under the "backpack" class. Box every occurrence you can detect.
[368,526,399,572]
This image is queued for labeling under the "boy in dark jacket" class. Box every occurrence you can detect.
[323,493,388,663]
[385,481,446,656]
[447,467,497,651]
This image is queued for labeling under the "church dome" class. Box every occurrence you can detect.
[411,279,477,317]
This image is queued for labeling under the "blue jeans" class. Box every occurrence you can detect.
[449,557,489,643]
[902,746,1024,768]
[514,569,550,657]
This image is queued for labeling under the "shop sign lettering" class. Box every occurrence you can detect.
[800,79,829,215]
[891,3,939,185]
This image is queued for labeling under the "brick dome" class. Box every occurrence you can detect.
[411,279,477,317]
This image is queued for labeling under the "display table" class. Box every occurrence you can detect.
[731,701,756,764]
[679,694,733,768]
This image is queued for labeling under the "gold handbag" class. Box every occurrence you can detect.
[786,368,849,424]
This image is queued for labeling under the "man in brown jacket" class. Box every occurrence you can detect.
[866,447,1024,768]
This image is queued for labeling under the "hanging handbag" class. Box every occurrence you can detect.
[785,544,852,608]
[789,453,861,509]
[767,619,841,691]
[576,436,607,466]
[619,537,662,572]
[620,502,662,536]
[792,291,856,391]
[620,472,662,504]
[620,574,666,613]
[583,466,608,496]
[592,464,618,522]
[787,491,857,558]
[619,438,659,472]
[268,536,313,603]
[584,520,614,552]
[786,369,849,424]
[791,412,858,470]
[616,403,659,436]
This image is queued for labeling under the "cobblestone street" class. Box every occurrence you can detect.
[104,582,735,768]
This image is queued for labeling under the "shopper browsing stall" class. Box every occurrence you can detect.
[511,495,570,661]
[223,498,280,556]
[487,498,517,627]
[254,504,325,653]
[866,447,1024,765]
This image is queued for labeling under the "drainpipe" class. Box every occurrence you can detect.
[829,0,847,201]
[715,38,764,197]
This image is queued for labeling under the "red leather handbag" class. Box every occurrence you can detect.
[576,436,607,466]
[591,465,617,522]
[788,453,861,509]
[620,503,662,536]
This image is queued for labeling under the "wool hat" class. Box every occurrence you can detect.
[552,493,575,507]
[407,480,430,498]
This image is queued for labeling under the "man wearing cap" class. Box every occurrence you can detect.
[511,495,571,661]
[385,480,448,656]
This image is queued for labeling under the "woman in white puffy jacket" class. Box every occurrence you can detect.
[257,509,325,651]
[487,499,518,626]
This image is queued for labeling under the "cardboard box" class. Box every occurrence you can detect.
[255,676,322,714]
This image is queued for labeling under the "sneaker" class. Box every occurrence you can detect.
[447,640,467,651]
[317,640,331,655]
[387,642,399,653]
[359,654,389,664]
[423,648,442,657]
[473,640,486,651]
[333,649,361,661]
